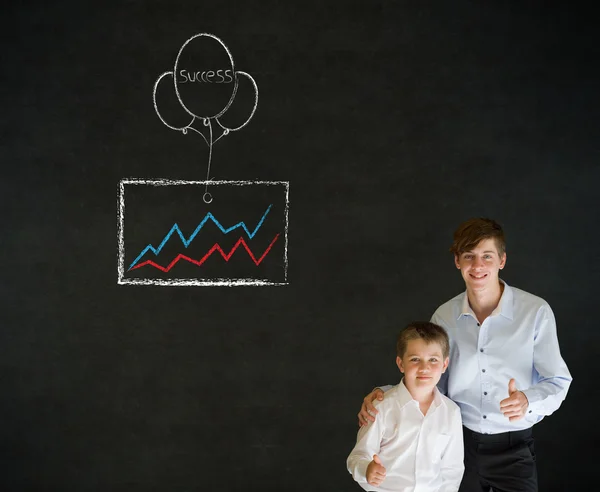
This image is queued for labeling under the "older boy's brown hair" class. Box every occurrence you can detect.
[396,321,450,359]
[450,217,506,257]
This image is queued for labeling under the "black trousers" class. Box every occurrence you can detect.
[459,426,537,492]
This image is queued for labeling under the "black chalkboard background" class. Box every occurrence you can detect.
[2,1,597,491]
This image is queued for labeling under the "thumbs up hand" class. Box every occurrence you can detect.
[366,454,387,486]
[499,378,529,421]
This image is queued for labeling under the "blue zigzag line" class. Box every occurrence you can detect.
[128,204,273,270]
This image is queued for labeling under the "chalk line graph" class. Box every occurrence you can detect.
[127,204,273,270]
[117,179,289,287]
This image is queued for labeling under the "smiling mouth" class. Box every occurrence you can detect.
[470,274,488,279]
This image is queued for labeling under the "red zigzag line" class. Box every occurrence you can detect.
[129,234,280,272]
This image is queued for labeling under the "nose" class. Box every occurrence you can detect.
[472,256,484,269]
[418,362,430,373]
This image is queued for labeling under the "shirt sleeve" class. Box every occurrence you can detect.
[439,405,465,492]
[521,303,572,420]
[347,404,386,486]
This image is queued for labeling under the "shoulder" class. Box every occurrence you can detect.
[379,384,401,405]
[431,292,464,325]
[372,384,403,413]
[440,393,460,413]
[509,285,552,312]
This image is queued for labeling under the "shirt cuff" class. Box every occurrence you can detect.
[521,388,544,417]
[353,459,370,483]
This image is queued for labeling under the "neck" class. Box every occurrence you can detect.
[467,280,504,323]
[404,381,436,405]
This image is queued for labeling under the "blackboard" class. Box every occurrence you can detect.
[2,1,596,490]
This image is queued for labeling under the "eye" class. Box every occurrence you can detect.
[483,254,492,260]
[463,254,473,260]
[410,358,419,362]
[429,358,438,363]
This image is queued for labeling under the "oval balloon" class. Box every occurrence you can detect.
[215,71,258,132]
[153,71,195,131]
[174,33,237,119]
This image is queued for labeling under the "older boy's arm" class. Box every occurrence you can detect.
[439,407,464,492]
[358,385,393,426]
[520,305,572,420]
[347,410,386,486]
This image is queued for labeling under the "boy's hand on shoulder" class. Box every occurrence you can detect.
[358,388,384,426]
[366,454,386,486]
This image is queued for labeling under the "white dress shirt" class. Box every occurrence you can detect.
[347,380,464,492]
[431,280,572,434]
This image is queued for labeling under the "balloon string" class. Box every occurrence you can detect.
[185,124,209,146]
[205,119,213,195]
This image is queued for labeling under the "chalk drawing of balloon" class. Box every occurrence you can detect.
[174,34,237,118]
[153,33,259,203]
[153,72,195,131]
[215,71,259,133]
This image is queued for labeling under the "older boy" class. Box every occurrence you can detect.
[347,321,464,492]
[357,218,572,492]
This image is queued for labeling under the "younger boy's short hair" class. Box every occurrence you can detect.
[396,321,450,359]
[449,217,506,257]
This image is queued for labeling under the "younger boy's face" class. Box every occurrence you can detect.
[396,338,449,391]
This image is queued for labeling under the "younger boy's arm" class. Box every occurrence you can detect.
[347,407,387,487]
[439,406,465,492]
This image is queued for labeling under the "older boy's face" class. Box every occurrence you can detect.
[396,338,448,391]
[454,238,506,291]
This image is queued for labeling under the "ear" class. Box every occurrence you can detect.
[442,357,449,373]
[499,252,507,270]
[454,254,461,269]
[396,356,404,373]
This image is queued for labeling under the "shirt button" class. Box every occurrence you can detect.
[484,392,488,395]
[529,410,532,413]
[482,369,486,373]
[480,349,484,352]
[477,323,480,326]
[483,415,487,419]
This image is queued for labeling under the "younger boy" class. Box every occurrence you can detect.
[347,321,464,492]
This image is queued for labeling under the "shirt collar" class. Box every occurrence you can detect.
[396,378,444,410]
[457,279,514,321]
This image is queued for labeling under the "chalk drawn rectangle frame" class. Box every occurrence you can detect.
[117,178,289,286]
